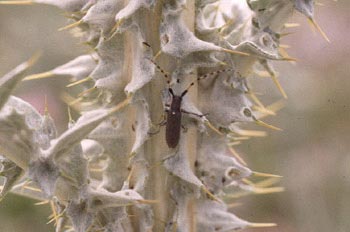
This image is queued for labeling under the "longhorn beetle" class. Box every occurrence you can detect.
[146,47,234,148]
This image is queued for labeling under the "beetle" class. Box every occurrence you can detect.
[165,87,193,148]
[149,61,234,148]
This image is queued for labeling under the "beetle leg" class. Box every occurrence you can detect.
[181,125,188,133]
[148,127,162,135]
[148,113,167,135]
[181,109,209,118]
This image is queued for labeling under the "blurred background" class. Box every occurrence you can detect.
[0,1,349,231]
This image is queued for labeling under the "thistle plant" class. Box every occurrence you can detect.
[0,0,327,231]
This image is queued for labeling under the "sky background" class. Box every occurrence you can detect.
[0,1,349,231]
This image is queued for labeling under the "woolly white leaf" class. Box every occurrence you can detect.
[164,133,203,188]
[199,73,254,128]
[166,181,200,232]
[83,0,123,35]
[4,96,42,130]
[232,30,284,60]
[124,33,155,94]
[44,107,120,161]
[293,0,314,18]
[90,188,144,209]
[247,0,294,32]
[129,96,151,155]
[0,156,23,199]
[28,158,59,196]
[88,115,131,191]
[67,200,95,232]
[160,5,231,58]
[53,54,97,80]
[91,36,125,95]
[197,136,252,193]
[81,139,104,160]
[0,57,35,110]
[37,113,57,150]
[197,0,252,34]
[114,0,155,29]
[196,200,249,231]
[0,109,37,169]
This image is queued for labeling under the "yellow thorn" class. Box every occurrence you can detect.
[201,186,221,202]
[221,48,250,56]
[252,105,276,116]
[281,55,298,62]
[258,99,285,119]
[252,171,283,178]
[0,0,33,4]
[265,100,285,114]
[109,95,132,115]
[270,72,288,99]
[227,186,284,199]
[67,106,73,123]
[128,152,136,159]
[78,87,96,97]
[218,18,234,35]
[49,201,58,225]
[227,141,241,147]
[44,95,49,115]
[232,129,267,137]
[242,178,255,186]
[228,146,247,166]
[68,96,83,106]
[254,177,282,188]
[58,19,83,32]
[249,222,277,228]
[153,50,162,60]
[284,23,300,28]
[23,71,54,81]
[225,191,249,199]
[106,19,124,41]
[218,60,228,66]
[89,168,104,173]
[27,51,42,66]
[255,119,282,131]
[231,136,250,141]
[35,200,50,206]
[60,171,78,184]
[279,32,295,37]
[307,17,330,43]
[248,91,265,108]
[253,186,285,194]
[254,70,270,78]
[279,44,291,49]
[47,211,64,225]
[227,141,242,146]
[279,47,298,63]
[61,92,83,110]
[23,185,42,192]
[66,76,92,87]
[205,120,223,135]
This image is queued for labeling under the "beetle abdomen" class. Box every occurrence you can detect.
[166,110,182,148]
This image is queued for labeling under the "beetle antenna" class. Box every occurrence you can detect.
[181,68,235,97]
[148,58,172,85]
[169,88,175,97]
